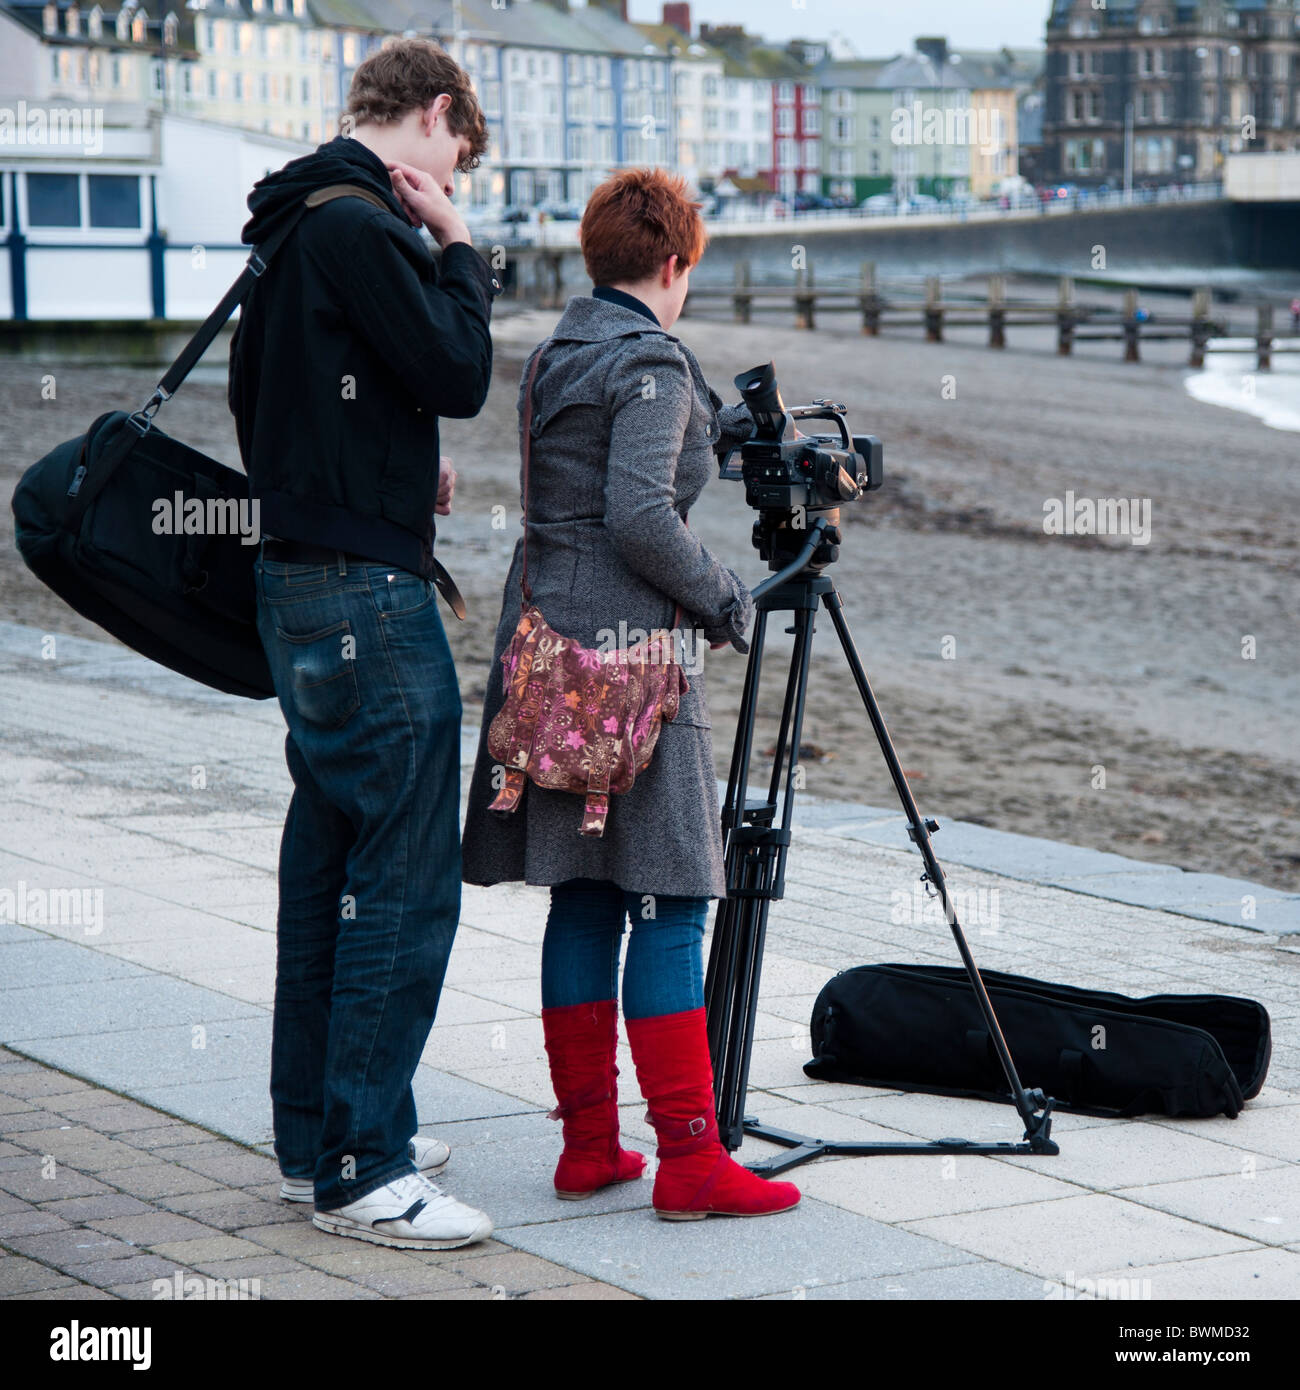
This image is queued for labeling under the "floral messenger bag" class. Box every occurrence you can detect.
[487,343,689,838]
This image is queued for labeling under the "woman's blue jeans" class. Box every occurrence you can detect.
[541,878,709,1019]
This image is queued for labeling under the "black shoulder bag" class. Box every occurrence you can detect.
[10,183,388,699]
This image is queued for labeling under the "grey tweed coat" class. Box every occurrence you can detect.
[460,294,755,899]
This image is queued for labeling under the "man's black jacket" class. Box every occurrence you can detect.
[228,134,499,579]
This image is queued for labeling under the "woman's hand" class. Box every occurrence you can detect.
[698,569,755,653]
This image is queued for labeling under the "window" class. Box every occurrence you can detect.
[27,173,80,226]
[259,73,269,101]
[778,81,794,102]
[1069,50,1082,78]
[1088,90,1102,121]
[207,68,217,98]
[703,75,718,97]
[301,76,311,104]
[775,107,793,134]
[870,115,881,139]
[803,108,819,134]
[88,174,140,228]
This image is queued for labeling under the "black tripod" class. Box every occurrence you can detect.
[704,517,1059,1176]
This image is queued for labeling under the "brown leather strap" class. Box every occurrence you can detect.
[519,344,549,604]
[304,183,391,214]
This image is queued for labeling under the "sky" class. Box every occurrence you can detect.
[622,0,1050,55]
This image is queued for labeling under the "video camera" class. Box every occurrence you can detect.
[718,361,883,573]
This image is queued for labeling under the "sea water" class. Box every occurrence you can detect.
[1184,341,1300,433]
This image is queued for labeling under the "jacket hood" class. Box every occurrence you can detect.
[241,135,409,246]
[551,294,672,344]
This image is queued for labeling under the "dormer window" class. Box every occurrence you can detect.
[132,7,147,42]
[163,12,177,44]
[66,4,80,36]
[42,2,57,34]
[88,4,102,37]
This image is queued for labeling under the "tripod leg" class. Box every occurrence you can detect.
[819,586,1049,1137]
[707,598,820,1150]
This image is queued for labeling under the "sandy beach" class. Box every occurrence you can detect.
[2,304,1296,892]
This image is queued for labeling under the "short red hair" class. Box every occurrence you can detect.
[580,167,708,285]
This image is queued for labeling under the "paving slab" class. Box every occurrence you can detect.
[901,1192,1259,1280]
[495,1196,976,1301]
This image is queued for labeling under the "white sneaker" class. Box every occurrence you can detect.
[279,1134,451,1203]
[313,1171,492,1250]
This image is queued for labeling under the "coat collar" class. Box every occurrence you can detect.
[551,293,671,343]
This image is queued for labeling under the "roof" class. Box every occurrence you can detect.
[632,20,726,64]
[305,0,665,56]
[815,57,891,87]
[3,0,200,49]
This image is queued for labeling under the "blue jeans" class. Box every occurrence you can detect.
[542,878,708,1019]
[254,550,462,1210]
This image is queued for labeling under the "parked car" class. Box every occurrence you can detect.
[861,193,901,214]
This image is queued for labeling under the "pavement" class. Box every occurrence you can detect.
[0,620,1297,1301]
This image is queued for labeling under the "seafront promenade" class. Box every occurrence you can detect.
[1,622,1296,1301]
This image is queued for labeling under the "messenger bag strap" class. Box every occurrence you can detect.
[157,183,389,403]
[519,343,549,604]
[67,184,390,530]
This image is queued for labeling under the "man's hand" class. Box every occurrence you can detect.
[435,456,457,516]
[387,161,470,249]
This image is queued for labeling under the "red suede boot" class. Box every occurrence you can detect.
[626,1007,801,1220]
[542,999,648,1200]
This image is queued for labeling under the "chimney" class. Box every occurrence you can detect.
[914,35,950,70]
[663,2,691,37]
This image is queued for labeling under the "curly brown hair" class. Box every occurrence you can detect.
[344,38,489,173]
[580,167,709,286]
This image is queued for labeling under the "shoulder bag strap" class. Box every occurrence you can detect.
[67,185,389,529]
[519,343,548,605]
[154,183,389,407]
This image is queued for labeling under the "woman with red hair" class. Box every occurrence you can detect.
[462,168,799,1221]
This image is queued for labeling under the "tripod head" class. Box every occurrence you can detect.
[718,361,883,574]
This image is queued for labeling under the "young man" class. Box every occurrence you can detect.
[228,39,501,1249]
